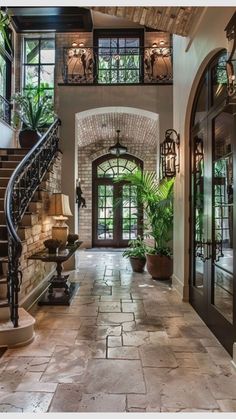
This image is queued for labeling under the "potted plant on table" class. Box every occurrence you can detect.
[117,169,174,280]
[12,84,54,148]
[122,235,147,273]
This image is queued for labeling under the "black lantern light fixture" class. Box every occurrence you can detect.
[108,129,127,157]
[225,12,236,101]
[160,129,180,178]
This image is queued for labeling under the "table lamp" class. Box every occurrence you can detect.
[48,193,72,247]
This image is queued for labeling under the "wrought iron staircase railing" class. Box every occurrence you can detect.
[4,118,61,327]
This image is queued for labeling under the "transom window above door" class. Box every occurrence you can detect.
[97,157,138,178]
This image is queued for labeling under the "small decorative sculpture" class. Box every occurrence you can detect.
[44,239,62,254]
[67,233,79,245]
[76,179,86,209]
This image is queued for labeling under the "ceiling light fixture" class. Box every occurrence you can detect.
[108,130,127,157]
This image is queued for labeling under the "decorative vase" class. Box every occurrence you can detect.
[19,129,41,149]
[129,256,146,273]
[146,254,173,280]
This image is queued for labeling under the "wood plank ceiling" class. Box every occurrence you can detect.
[92,7,203,36]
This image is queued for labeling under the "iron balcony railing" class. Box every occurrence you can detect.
[0,95,11,125]
[62,45,173,85]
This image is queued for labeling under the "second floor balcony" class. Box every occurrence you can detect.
[61,44,173,86]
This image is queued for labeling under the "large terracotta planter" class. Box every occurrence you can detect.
[146,253,173,280]
[129,256,146,273]
[19,129,41,149]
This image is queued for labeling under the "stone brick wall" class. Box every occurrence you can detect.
[78,140,157,248]
[19,154,62,303]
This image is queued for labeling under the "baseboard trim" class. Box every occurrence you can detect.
[20,268,56,311]
[172,274,189,302]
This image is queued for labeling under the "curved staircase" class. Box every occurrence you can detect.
[0,119,60,347]
[0,148,35,346]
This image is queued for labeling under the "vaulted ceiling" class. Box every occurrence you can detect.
[76,107,159,148]
[92,7,203,36]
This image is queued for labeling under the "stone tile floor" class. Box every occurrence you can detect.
[0,250,236,412]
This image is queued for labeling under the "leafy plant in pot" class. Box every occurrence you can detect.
[122,236,147,273]
[117,169,174,280]
[12,84,54,148]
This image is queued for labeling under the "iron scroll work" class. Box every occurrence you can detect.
[62,45,172,85]
[5,118,61,327]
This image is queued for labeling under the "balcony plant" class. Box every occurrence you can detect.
[122,236,147,273]
[117,169,174,280]
[0,9,12,53]
[12,84,54,148]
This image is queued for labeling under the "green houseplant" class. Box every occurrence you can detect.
[122,236,147,273]
[0,9,12,53]
[117,169,174,280]
[12,85,54,148]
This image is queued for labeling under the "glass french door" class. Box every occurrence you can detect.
[92,154,143,247]
[190,108,236,355]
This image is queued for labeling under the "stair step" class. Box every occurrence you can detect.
[0,225,7,240]
[0,161,18,169]
[0,178,9,187]
[1,155,24,162]
[0,212,5,224]
[0,188,6,198]
[20,212,39,227]
[0,299,9,307]
[0,168,15,177]
[0,199,4,211]
[0,148,28,155]
[0,241,8,257]
[0,308,35,347]
[27,201,42,213]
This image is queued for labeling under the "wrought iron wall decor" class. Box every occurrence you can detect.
[160,129,180,178]
[225,11,236,100]
[76,179,86,209]
[5,118,61,327]
[62,45,172,85]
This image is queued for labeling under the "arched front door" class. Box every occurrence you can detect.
[92,154,143,247]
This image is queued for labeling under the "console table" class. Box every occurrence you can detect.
[29,241,82,305]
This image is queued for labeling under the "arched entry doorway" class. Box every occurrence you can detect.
[92,154,143,247]
[190,49,236,354]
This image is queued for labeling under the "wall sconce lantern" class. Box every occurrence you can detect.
[160,129,180,178]
[108,129,127,157]
[225,12,236,100]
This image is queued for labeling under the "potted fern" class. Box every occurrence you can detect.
[122,236,147,273]
[12,85,54,148]
[117,169,174,280]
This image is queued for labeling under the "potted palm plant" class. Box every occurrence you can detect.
[122,236,147,273]
[117,169,174,280]
[12,85,54,148]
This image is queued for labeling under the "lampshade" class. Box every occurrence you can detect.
[48,193,72,218]
[108,130,127,157]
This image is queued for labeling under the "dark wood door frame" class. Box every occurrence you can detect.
[92,153,143,248]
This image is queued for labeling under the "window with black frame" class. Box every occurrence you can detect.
[0,27,12,125]
[23,38,55,100]
[95,31,143,84]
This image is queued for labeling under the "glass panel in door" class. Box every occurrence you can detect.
[213,111,234,323]
[97,184,114,241]
[192,129,206,293]
[122,184,138,240]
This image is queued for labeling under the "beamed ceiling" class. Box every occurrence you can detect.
[7,6,203,36]
[92,7,203,36]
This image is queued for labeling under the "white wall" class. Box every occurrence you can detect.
[172,7,235,299]
[0,121,16,148]
[58,84,173,234]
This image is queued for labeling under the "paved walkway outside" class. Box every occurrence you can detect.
[0,250,236,412]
